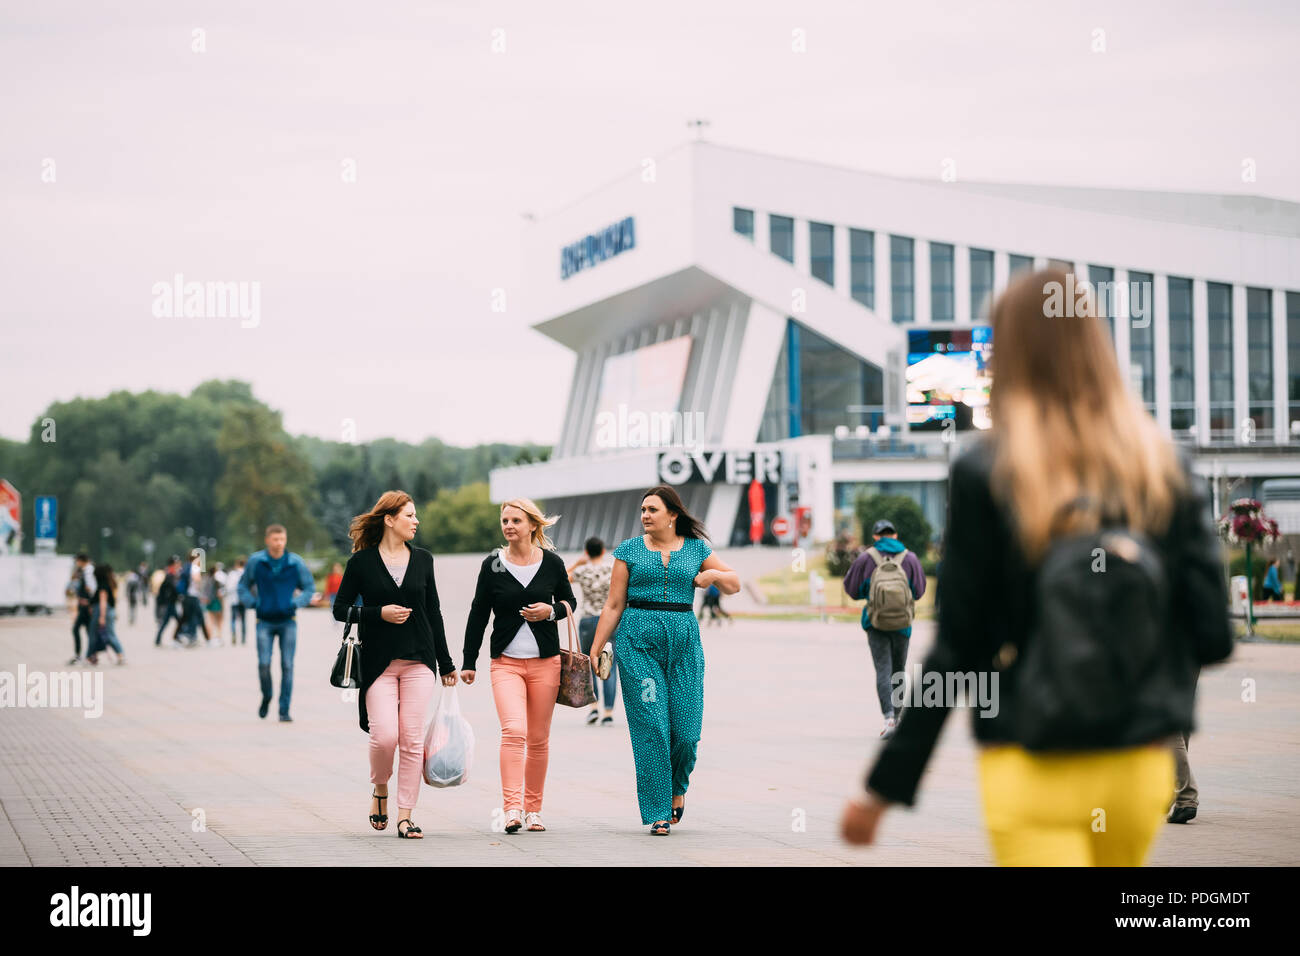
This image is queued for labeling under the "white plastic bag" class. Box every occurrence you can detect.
[423,685,474,788]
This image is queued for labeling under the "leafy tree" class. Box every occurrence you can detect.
[417,482,502,555]
[854,492,933,558]
[215,404,324,553]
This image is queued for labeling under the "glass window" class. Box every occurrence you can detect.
[970,248,993,323]
[770,215,794,263]
[891,236,914,324]
[1129,271,1155,410]
[1048,258,1074,272]
[1289,292,1300,440]
[760,319,885,439]
[850,228,874,309]
[1089,265,1115,344]
[1008,254,1033,276]
[810,221,834,287]
[1248,288,1273,435]
[930,242,954,323]
[733,207,754,240]
[798,320,884,435]
[1168,276,1195,434]
[1207,282,1234,440]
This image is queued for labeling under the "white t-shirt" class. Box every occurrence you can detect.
[499,548,542,659]
[223,567,243,601]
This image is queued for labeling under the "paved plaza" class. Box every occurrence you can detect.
[1,551,1297,866]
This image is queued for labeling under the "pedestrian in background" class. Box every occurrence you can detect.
[68,553,96,665]
[843,518,926,739]
[697,582,731,625]
[238,525,315,722]
[842,269,1233,866]
[568,536,617,725]
[203,565,226,645]
[154,556,182,646]
[1262,558,1283,602]
[88,564,126,666]
[225,557,248,645]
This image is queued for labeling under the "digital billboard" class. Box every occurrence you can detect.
[589,335,694,452]
[906,327,993,431]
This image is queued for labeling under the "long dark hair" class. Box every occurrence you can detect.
[641,485,708,540]
[349,490,414,552]
[94,564,116,593]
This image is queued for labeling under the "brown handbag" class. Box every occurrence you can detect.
[555,600,596,708]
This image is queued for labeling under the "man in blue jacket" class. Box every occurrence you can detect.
[843,519,927,739]
[238,524,316,721]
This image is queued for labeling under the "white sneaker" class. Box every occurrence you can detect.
[880,716,897,738]
[525,812,546,832]
[213,637,225,647]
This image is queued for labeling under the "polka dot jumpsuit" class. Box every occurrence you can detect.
[611,535,710,826]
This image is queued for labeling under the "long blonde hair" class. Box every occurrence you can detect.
[500,498,559,551]
[987,269,1184,561]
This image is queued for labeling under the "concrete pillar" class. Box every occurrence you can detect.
[914,238,931,325]
[1193,278,1210,446]
[954,243,971,325]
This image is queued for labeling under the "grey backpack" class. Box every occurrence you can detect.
[865,547,915,631]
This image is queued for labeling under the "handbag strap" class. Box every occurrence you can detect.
[558,599,578,654]
[341,604,359,643]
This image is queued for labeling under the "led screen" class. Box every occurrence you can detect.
[906,327,992,431]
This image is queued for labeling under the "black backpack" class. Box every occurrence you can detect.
[1013,524,1169,751]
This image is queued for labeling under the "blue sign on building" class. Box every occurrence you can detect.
[35,495,57,542]
[560,216,635,280]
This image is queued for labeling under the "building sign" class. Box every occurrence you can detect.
[0,479,20,555]
[35,495,57,554]
[657,448,782,485]
[561,216,635,280]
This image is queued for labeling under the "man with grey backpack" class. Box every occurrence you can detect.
[844,519,927,738]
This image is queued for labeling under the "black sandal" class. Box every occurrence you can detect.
[369,791,388,831]
[397,818,423,839]
[650,820,671,836]
[672,799,685,823]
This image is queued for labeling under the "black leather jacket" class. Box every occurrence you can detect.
[866,437,1234,806]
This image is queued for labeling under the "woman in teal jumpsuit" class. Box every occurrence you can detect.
[587,485,740,834]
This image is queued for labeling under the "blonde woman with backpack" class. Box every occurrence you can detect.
[841,268,1233,866]
[843,519,926,739]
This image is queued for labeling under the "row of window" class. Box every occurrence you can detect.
[735,207,1057,324]
[734,207,1300,439]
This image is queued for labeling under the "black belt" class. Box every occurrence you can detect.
[627,600,693,612]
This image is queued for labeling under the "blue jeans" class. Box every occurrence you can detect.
[866,627,910,718]
[230,604,247,643]
[578,615,617,710]
[89,606,124,655]
[154,602,180,645]
[256,619,297,718]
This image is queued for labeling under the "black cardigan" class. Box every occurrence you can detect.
[867,438,1234,806]
[462,548,577,672]
[332,543,455,733]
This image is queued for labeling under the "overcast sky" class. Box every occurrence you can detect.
[3,0,1296,447]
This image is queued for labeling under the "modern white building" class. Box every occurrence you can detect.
[491,142,1300,551]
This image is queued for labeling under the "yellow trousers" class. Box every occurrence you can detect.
[977,744,1174,866]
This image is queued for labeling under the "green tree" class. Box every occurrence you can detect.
[854,492,933,558]
[215,404,324,553]
[417,482,502,555]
